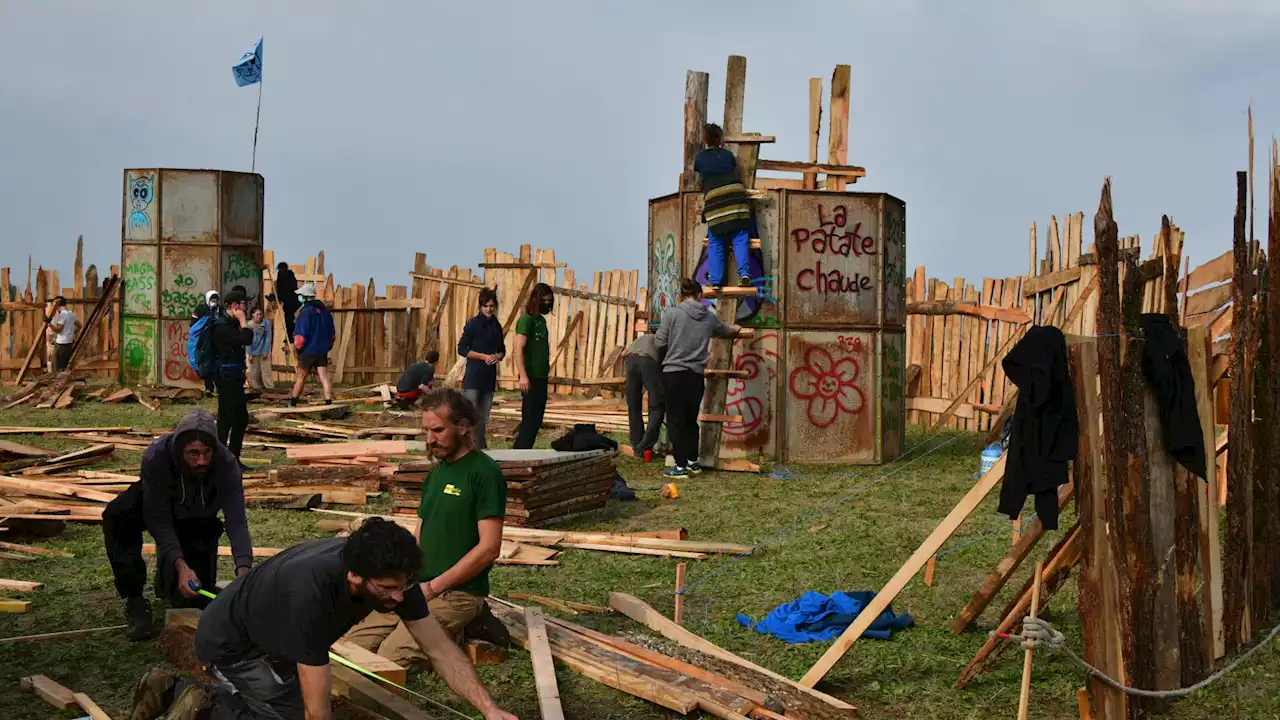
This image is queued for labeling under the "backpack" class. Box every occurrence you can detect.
[188,315,220,380]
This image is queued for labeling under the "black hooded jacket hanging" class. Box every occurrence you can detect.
[998,326,1078,530]
[1138,314,1207,479]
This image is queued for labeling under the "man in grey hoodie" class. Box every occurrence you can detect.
[655,278,741,477]
[102,408,254,641]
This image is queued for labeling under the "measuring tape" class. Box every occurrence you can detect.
[193,587,478,719]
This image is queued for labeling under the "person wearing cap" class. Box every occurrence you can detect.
[288,283,336,406]
[211,288,255,457]
[101,408,254,641]
[47,296,79,372]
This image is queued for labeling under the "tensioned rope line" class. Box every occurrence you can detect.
[679,432,966,598]
[1003,616,1280,699]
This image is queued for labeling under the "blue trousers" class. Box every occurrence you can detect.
[707,227,750,285]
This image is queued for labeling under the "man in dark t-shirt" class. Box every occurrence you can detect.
[127,518,516,720]
[394,350,439,409]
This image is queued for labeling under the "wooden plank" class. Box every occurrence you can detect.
[0,598,32,612]
[800,455,1007,687]
[1179,250,1233,293]
[608,592,856,712]
[74,692,113,720]
[330,665,434,720]
[558,542,706,559]
[1021,266,1083,297]
[0,541,72,558]
[0,475,116,504]
[682,71,710,191]
[286,440,407,461]
[1184,281,1234,317]
[907,301,1031,324]
[1143,379,1183,688]
[330,639,406,694]
[21,675,79,709]
[1188,327,1224,660]
[1225,172,1254,652]
[826,65,851,191]
[754,159,865,178]
[1016,562,1044,720]
[525,607,567,720]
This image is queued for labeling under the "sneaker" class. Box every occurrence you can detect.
[128,668,175,720]
[287,397,299,408]
[687,461,704,475]
[739,275,752,287]
[163,683,212,720]
[125,596,153,641]
[323,398,333,406]
[663,466,689,479]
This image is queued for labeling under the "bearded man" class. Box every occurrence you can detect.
[102,408,253,641]
[343,388,507,667]
[125,518,517,719]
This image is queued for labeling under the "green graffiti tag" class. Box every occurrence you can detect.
[883,208,907,322]
[123,261,157,314]
[882,336,905,434]
[222,253,257,289]
[162,288,202,318]
[121,320,155,384]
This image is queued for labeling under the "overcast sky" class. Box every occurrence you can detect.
[2,1,1278,291]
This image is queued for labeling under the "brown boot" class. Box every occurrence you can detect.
[163,683,212,720]
[128,668,176,720]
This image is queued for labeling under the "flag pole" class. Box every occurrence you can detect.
[251,79,263,173]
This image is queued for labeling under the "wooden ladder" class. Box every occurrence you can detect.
[696,287,756,469]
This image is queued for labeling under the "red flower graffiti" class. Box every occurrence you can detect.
[788,346,864,428]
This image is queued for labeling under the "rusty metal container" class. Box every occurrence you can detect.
[647,187,905,464]
[120,169,264,388]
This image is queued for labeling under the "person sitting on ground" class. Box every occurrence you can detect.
[345,389,507,668]
[394,350,440,410]
[287,283,336,406]
[48,296,79,372]
[623,332,665,460]
[656,278,741,479]
[694,123,752,288]
[245,306,273,391]
[126,518,517,720]
[210,289,255,458]
[457,287,505,449]
[101,408,253,642]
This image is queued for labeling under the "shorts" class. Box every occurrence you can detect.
[298,353,329,370]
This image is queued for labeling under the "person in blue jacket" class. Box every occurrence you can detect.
[457,288,505,448]
[287,283,336,406]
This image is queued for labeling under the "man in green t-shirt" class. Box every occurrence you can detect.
[344,388,507,667]
[513,282,554,449]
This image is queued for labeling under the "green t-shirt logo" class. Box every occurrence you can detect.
[443,483,462,496]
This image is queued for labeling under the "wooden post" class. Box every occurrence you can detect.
[1267,161,1280,622]
[674,562,687,625]
[1016,562,1044,720]
[682,71,710,192]
[805,78,823,189]
[826,65,851,191]
[1076,688,1092,720]
[924,556,936,588]
[1225,171,1255,652]
[1011,516,1022,547]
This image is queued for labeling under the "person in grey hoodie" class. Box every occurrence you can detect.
[655,278,741,477]
[102,409,254,641]
[624,333,665,459]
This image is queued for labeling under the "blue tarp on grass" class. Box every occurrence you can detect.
[737,590,915,644]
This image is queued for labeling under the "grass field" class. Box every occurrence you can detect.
[1,398,1278,719]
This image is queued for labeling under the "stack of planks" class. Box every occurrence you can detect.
[390,449,618,527]
[490,593,857,720]
[0,450,125,527]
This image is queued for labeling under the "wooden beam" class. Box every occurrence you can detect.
[682,70,710,192]
[723,135,774,144]
[0,598,32,613]
[826,64,851,191]
[330,640,406,695]
[907,301,1032,324]
[806,77,823,189]
[21,675,77,709]
[73,692,112,720]
[525,607,567,720]
[1022,266,1083,297]
[800,456,1007,687]
[755,159,865,178]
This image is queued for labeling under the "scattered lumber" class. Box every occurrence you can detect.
[331,640,407,695]
[21,675,78,709]
[608,592,856,714]
[509,592,610,615]
[287,440,408,462]
[0,426,132,435]
[0,475,117,503]
[0,439,56,459]
[525,608,567,720]
[101,388,137,404]
[73,692,113,720]
[0,541,73,558]
[142,544,281,559]
[0,625,126,645]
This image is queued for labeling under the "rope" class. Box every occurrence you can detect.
[997,616,1280,699]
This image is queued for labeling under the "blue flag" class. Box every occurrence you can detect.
[232,38,264,87]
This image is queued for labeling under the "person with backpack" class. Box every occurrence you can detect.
[191,291,221,393]
[210,289,255,458]
[694,123,752,288]
[288,283,336,406]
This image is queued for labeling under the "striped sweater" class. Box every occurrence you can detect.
[694,148,750,235]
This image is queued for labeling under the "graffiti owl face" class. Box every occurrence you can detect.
[130,177,154,211]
